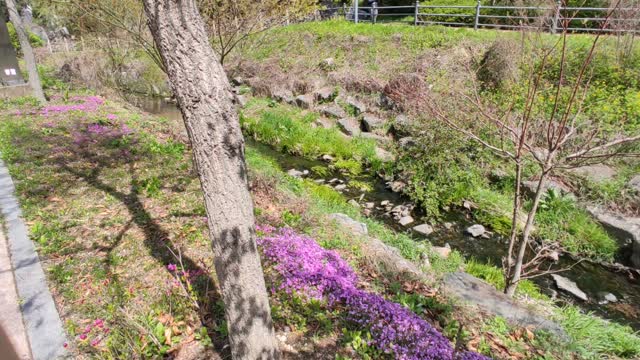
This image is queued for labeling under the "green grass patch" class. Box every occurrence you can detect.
[465,259,547,300]
[557,306,640,359]
[241,99,380,169]
[535,192,617,261]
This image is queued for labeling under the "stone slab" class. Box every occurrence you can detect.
[443,272,566,338]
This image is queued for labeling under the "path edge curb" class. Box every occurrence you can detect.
[0,158,67,360]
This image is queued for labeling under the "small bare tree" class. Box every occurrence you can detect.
[199,0,318,64]
[425,0,639,296]
[63,0,165,71]
[6,0,46,103]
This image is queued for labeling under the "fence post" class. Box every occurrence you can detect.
[551,0,561,33]
[343,3,347,19]
[414,1,419,26]
[474,0,481,30]
[354,0,359,23]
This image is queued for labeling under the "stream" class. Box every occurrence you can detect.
[125,94,640,331]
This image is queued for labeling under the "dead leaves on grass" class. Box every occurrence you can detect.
[466,326,544,360]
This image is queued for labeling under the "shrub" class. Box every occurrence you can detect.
[383,73,430,113]
[477,39,520,90]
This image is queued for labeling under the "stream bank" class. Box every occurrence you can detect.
[126,94,640,331]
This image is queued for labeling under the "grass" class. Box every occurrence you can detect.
[1,93,640,358]
[245,144,430,263]
[241,98,381,169]
[464,259,547,301]
[535,191,617,261]
[0,96,224,358]
[232,19,637,263]
[557,306,640,359]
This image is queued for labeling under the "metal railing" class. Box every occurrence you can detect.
[320,1,640,34]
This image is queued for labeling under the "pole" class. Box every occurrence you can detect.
[414,0,419,25]
[354,0,359,23]
[474,0,481,30]
[551,0,562,34]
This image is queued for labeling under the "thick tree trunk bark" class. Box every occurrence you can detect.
[5,0,45,103]
[142,1,279,359]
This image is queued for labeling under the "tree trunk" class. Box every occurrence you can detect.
[504,160,522,284]
[5,0,45,103]
[142,1,280,359]
[505,171,548,297]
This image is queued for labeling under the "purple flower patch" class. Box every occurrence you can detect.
[87,124,111,135]
[39,96,105,116]
[258,227,491,360]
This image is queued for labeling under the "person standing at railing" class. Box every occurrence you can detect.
[368,0,378,22]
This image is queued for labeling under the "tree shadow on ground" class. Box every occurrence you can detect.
[28,123,234,358]
[11,112,358,359]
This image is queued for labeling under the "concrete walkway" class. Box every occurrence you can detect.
[0,228,31,359]
[0,159,67,360]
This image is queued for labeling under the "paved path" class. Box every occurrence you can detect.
[0,228,31,359]
[0,159,67,360]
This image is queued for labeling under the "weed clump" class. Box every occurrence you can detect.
[383,73,430,113]
[477,39,520,90]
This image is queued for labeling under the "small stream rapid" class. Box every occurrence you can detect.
[126,94,640,330]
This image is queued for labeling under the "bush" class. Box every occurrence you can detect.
[395,123,488,219]
[419,0,478,25]
[477,39,520,90]
[383,73,430,113]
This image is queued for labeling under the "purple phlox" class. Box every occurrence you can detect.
[87,123,111,135]
[39,96,105,116]
[258,227,491,360]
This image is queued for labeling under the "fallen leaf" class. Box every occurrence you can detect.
[158,314,173,324]
[525,328,535,341]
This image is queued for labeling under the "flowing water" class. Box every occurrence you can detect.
[126,94,640,330]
